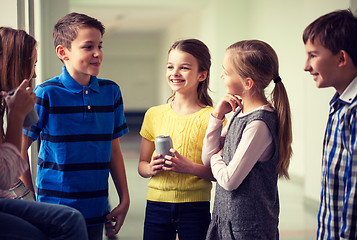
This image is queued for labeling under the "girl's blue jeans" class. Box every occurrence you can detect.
[0,198,88,240]
[143,200,211,240]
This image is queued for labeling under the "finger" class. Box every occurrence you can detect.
[17,79,30,90]
[152,158,165,165]
[152,153,161,160]
[228,99,237,112]
[26,86,34,92]
[237,100,243,109]
[232,95,243,108]
[169,148,180,158]
[164,160,172,166]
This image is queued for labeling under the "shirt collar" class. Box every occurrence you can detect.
[59,66,100,93]
[330,75,357,106]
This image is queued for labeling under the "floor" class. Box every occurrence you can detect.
[106,130,318,240]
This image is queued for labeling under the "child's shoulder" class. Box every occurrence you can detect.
[34,76,64,97]
[37,76,63,89]
[145,103,171,115]
[202,105,214,113]
[97,77,119,88]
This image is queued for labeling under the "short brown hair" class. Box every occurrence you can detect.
[303,9,357,67]
[0,27,37,91]
[53,12,105,50]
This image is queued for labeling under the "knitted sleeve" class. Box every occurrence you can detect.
[0,143,28,190]
[140,106,156,142]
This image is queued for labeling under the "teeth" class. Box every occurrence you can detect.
[171,79,184,83]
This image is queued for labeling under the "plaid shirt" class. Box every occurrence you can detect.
[317,76,357,240]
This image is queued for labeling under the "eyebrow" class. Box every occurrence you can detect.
[82,41,103,44]
[307,50,318,54]
[167,62,192,66]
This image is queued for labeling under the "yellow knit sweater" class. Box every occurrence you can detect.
[140,103,214,203]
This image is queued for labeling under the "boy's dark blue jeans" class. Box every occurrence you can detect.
[143,200,211,240]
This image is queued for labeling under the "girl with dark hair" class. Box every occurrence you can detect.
[138,39,215,240]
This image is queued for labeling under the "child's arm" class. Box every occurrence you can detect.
[164,149,215,181]
[20,135,35,193]
[202,115,226,166]
[106,138,130,237]
[3,79,36,151]
[138,137,165,178]
[211,121,273,191]
[202,94,241,167]
[341,111,357,238]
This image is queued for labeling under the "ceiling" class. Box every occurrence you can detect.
[70,0,210,35]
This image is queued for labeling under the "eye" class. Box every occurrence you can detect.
[181,66,190,70]
[308,53,316,58]
[167,65,173,70]
[98,45,103,50]
[83,45,93,50]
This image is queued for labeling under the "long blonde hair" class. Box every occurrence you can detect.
[227,40,292,179]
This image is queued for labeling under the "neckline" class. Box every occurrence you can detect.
[168,103,210,119]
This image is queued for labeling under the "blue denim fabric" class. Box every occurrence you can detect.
[143,200,211,240]
[0,198,88,240]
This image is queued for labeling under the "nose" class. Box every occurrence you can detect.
[172,67,180,76]
[304,59,311,72]
[93,48,102,58]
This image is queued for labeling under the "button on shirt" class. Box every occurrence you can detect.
[317,76,357,239]
[26,66,128,225]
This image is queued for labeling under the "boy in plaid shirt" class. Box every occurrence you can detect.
[303,9,357,239]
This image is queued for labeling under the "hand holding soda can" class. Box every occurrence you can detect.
[154,135,174,168]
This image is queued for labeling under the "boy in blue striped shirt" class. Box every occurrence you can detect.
[21,12,130,240]
[303,9,357,240]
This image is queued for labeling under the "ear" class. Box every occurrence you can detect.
[198,71,208,82]
[56,45,69,61]
[244,77,254,90]
[338,50,349,67]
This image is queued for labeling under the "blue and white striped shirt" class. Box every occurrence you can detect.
[317,76,357,240]
[26,66,128,226]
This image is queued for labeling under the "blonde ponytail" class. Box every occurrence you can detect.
[271,79,292,179]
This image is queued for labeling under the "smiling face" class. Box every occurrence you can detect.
[61,27,103,85]
[166,49,206,96]
[304,39,343,92]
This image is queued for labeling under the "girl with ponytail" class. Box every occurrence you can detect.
[202,40,292,239]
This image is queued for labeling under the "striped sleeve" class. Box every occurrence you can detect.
[0,143,28,189]
[341,108,357,238]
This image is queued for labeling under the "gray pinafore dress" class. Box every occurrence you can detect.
[206,109,280,240]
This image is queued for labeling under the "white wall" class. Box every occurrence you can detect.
[100,33,161,110]
[0,0,18,28]
[36,0,69,81]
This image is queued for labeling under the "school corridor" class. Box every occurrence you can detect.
[106,130,318,240]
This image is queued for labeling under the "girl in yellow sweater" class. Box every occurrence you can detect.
[138,39,215,240]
